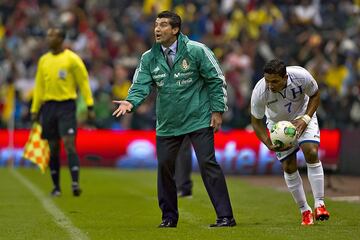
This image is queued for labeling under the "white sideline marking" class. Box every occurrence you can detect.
[11,169,89,240]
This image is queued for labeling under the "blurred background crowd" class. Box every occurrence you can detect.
[0,0,360,130]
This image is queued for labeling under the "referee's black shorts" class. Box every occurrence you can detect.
[40,100,77,140]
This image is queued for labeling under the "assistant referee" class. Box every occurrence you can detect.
[30,26,95,197]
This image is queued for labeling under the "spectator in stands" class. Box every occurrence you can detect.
[0,1,359,130]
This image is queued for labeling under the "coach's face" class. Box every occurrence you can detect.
[46,28,64,50]
[264,73,288,92]
[154,18,178,47]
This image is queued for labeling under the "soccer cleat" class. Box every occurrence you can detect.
[314,205,330,221]
[51,188,61,197]
[210,217,236,227]
[301,210,314,226]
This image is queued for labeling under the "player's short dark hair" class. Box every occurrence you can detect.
[157,11,182,36]
[264,59,287,77]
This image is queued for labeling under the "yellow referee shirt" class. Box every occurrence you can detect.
[31,49,94,113]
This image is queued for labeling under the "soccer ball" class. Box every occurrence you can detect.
[270,121,297,149]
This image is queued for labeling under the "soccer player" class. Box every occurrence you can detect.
[113,11,235,228]
[30,27,95,197]
[251,59,330,225]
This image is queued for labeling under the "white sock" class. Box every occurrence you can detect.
[307,162,325,208]
[284,171,311,213]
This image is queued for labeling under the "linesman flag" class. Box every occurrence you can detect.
[23,123,50,173]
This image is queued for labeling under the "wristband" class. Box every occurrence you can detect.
[301,114,311,124]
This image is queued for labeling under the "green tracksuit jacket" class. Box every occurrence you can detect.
[126,33,228,136]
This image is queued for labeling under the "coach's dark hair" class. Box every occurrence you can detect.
[157,11,181,36]
[264,59,286,77]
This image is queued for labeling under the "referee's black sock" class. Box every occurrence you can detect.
[68,152,80,184]
[49,157,60,190]
[50,170,60,190]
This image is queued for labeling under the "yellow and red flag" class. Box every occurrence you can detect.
[23,123,50,173]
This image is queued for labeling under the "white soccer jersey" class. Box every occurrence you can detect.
[251,66,318,124]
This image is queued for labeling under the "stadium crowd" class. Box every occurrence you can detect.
[0,0,359,130]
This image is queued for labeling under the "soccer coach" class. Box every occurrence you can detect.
[113,11,235,228]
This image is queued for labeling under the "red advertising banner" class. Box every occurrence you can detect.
[0,129,341,174]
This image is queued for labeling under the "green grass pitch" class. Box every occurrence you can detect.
[0,167,359,240]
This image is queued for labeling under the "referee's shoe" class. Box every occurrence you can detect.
[51,188,61,197]
[72,183,82,197]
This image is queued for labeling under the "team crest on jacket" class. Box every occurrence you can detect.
[181,59,190,70]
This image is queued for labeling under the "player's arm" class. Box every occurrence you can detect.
[305,90,320,118]
[292,88,320,136]
[250,86,277,150]
[251,115,291,152]
[251,115,275,150]
[250,87,275,150]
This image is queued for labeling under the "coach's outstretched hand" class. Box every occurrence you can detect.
[112,100,133,117]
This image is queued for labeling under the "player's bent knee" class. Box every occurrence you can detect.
[283,166,298,174]
[282,161,298,173]
[305,148,319,163]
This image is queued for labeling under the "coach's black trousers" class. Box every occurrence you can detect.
[175,136,192,194]
[156,127,234,222]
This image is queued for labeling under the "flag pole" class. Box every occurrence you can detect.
[7,91,15,169]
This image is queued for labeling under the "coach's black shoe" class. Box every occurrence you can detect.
[72,186,82,197]
[51,188,61,197]
[158,219,177,228]
[209,217,236,227]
